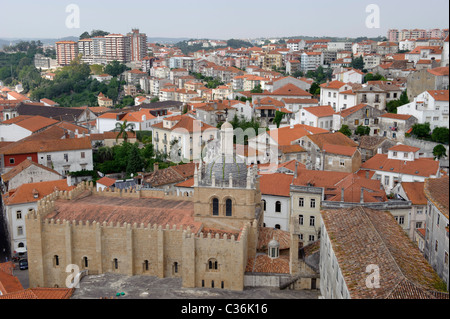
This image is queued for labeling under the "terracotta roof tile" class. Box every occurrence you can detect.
[321,207,447,299]
[259,173,293,197]
[424,176,449,218]
[44,195,202,233]
[401,182,427,205]
[361,154,439,178]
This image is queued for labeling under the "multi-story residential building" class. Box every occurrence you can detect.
[376,42,399,55]
[405,46,443,66]
[300,52,324,72]
[320,81,359,112]
[91,36,107,65]
[363,53,381,71]
[105,34,131,63]
[326,42,353,52]
[320,206,446,299]
[332,103,383,135]
[259,173,293,231]
[355,84,387,111]
[2,179,75,256]
[378,113,418,142]
[0,137,94,176]
[33,54,57,70]
[286,39,306,52]
[96,109,158,133]
[406,67,449,100]
[423,176,449,291]
[397,90,449,129]
[298,132,360,173]
[300,105,335,130]
[78,38,94,64]
[399,39,417,52]
[127,29,147,62]
[361,144,441,194]
[55,41,78,66]
[387,29,400,42]
[332,68,364,84]
[151,114,218,161]
[393,182,428,240]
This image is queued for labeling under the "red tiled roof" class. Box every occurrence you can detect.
[96,176,116,188]
[259,173,293,197]
[427,90,449,101]
[321,207,446,299]
[361,154,440,177]
[323,143,357,157]
[401,182,427,205]
[268,124,328,146]
[388,144,420,153]
[3,179,75,206]
[303,105,335,118]
[380,113,413,120]
[424,176,449,219]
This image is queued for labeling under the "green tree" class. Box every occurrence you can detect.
[355,125,371,136]
[126,144,145,176]
[339,125,352,137]
[274,111,285,128]
[433,144,447,160]
[104,60,128,77]
[411,123,431,139]
[250,84,263,94]
[351,56,364,71]
[309,82,321,95]
[431,127,449,144]
[114,120,136,143]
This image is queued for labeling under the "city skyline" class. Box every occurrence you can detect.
[0,0,448,40]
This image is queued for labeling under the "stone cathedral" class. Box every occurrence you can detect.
[25,122,310,291]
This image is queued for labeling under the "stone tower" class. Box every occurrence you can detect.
[193,121,263,231]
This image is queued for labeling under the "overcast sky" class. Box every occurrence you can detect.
[0,0,448,40]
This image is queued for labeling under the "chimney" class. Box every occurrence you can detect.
[341,188,345,202]
[360,188,365,204]
[154,163,159,171]
[294,161,298,179]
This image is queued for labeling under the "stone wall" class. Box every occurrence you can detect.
[25,181,258,291]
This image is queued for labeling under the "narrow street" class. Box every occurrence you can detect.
[0,199,11,263]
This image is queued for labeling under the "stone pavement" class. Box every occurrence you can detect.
[71,273,320,299]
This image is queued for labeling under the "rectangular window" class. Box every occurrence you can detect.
[340,160,345,167]
[299,215,304,226]
[309,235,315,242]
[16,211,22,220]
[64,154,69,162]
[81,152,86,159]
[299,198,304,207]
[17,226,23,236]
[310,216,315,226]
[47,155,51,161]
[435,240,438,252]
[9,158,15,165]
[310,199,316,208]
[384,176,390,186]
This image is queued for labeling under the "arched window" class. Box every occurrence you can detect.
[208,259,218,270]
[226,199,232,217]
[275,224,281,230]
[54,255,59,267]
[174,262,179,274]
[83,257,89,268]
[212,198,219,216]
[275,201,281,213]
[144,260,149,271]
[113,258,118,270]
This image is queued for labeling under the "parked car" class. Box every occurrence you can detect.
[19,259,28,270]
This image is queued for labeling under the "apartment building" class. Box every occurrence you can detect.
[127,29,148,62]
[55,41,78,66]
